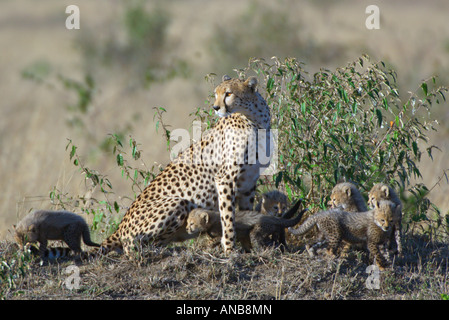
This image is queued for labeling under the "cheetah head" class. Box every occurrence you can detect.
[186,209,210,234]
[212,75,261,118]
[372,200,397,232]
[368,183,390,208]
[327,184,352,209]
[12,224,38,246]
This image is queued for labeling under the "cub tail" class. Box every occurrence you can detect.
[288,213,321,236]
[82,225,101,248]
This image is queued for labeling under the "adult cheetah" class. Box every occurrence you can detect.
[98,75,271,256]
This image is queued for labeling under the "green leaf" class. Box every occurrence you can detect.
[382,98,388,110]
[412,141,418,157]
[267,77,274,91]
[116,153,124,166]
[421,82,428,96]
[301,102,306,115]
[70,145,77,160]
[351,102,358,114]
[375,109,382,127]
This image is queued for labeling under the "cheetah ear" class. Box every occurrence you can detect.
[343,185,352,197]
[381,185,390,197]
[200,211,209,225]
[374,200,380,209]
[222,75,231,82]
[245,76,258,91]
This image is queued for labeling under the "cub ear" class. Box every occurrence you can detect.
[245,76,258,91]
[200,211,210,225]
[222,75,231,82]
[374,200,380,209]
[380,185,390,197]
[343,185,352,197]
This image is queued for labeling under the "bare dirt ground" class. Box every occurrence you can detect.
[1,234,448,300]
[1,0,449,239]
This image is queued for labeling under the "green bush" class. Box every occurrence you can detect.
[233,55,447,239]
[0,244,34,298]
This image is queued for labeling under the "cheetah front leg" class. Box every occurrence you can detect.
[215,175,236,254]
[367,240,388,271]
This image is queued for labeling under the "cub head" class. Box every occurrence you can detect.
[257,191,288,217]
[12,224,38,246]
[372,200,399,232]
[368,183,393,208]
[186,209,210,234]
[328,182,365,211]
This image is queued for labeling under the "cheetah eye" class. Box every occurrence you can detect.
[225,92,232,97]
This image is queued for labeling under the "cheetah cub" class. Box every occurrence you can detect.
[306,182,367,256]
[368,183,402,255]
[289,200,400,270]
[14,210,100,262]
[186,200,307,252]
[328,182,368,212]
[255,190,289,217]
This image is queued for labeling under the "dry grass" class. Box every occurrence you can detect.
[1,233,448,300]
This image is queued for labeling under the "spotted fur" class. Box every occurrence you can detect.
[368,183,403,255]
[186,200,306,252]
[97,76,271,256]
[290,200,400,270]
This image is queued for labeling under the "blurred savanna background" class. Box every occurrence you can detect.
[1,0,449,240]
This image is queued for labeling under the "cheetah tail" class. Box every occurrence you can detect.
[281,198,303,219]
[281,208,309,228]
[288,213,320,236]
[82,227,101,248]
